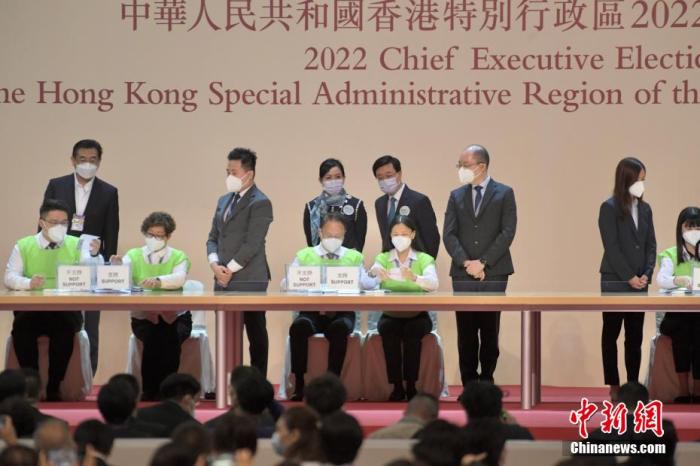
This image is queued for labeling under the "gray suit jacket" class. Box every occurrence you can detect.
[443,178,517,278]
[206,185,273,283]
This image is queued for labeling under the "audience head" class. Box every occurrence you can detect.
[229,366,274,415]
[0,397,37,438]
[19,369,41,406]
[304,373,347,417]
[0,370,27,403]
[320,411,363,465]
[459,381,503,420]
[73,420,114,461]
[172,422,212,459]
[617,382,649,411]
[159,373,201,416]
[149,441,204,466]
[0,445,39,466]
[212,413,258,457]
[404,393,439,424]
[107,373,141,402]
[412,419,467,466]
[97,379,138,425]
[462,418,507,466]
[273,406,323,462]
[33,419,76,466]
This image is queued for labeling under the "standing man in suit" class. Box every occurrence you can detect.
[42,139,119,374]
[373,155,440,259]
[443,145,517,388]
[207,148,273,376]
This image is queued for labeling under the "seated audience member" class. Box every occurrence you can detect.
[4,199,103,401]
[0,369,55,429]
[108,373,141,402]
[73,419,115,466]
[272,406,324,463]
[462,418,507,466]
[320,411,363,466]
[110,212,192,401]
[459,381,533,440]
[19,369,57,426]
[0,398,38,438]
[136,373,201,436]
[370,393,438,439]
[149,442,205,466]
[0,370,27,404]
[211,414,258,463]
[0,445,38,466]
[412,420,468,466]
[97,379,168,438]
[33,419,77,466]
[205,366,280,438]
[172,422,212,459]
[304,373,347,417]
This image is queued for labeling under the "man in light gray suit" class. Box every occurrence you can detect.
[207,147,273,376]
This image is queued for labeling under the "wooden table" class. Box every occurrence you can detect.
[1,291,699,409]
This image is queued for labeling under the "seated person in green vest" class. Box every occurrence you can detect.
[369,215,439,402]
[109,212,192,401]
[3,199,103,401]
[656,206,700,403]
[285,212,376,401]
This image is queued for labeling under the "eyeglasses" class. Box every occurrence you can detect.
[43,220,69,227]
[145,233,167,240]
[456,162,482,170]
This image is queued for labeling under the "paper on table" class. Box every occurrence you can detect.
[78,234,100,256]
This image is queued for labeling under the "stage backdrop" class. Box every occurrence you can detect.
[0,0,697,387]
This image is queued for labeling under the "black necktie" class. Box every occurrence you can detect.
[223,194,239,222]
[387,197,397,222]
[474,185,483,215]
[326,253,338,260]
[48,242,58,250]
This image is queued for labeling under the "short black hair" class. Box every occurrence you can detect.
[319,158,345,179]
[304,373,347,417]
[159,373,201,401]
[39,199,70,219]
[0,444,39,466]
[233,370,273,415]
[676,206,700,264]
[388,215,419,247]
[72,139,103,159]
[0,396,37,438]
[405,392,439,421]
[212,413,258,455]
[0,369,27,403]
[141,212,177,236]
[228,147,257,171]
[465,144,490,167]
[172,422,212,458]
[412,419,467,466]
[320,212,347,231]
[372,155,401,176]
[74,419,115,457]
[20,368,41,404]
[618,381,649,411]
[462,417,506,466]
[108,373,140,400]
[320,411,363,465]
[149,442,200,466]
[459,381,503,420]
[97,380,137,425]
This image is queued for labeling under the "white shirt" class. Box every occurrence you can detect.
[123,246,189,321]
[472,176,491,215]
[283,245,377,291]
[631,198,639,229]
[207,186,252,272]
[4,233,104,290]
[74,174,95,216]
[386,183,406,215]
[370,248,439,292]
[657,246,698,289]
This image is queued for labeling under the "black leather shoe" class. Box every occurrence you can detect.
[388,384,406,402]
[674,395,692,404]
[406,382,417,401]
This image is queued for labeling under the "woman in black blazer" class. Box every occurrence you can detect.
[598,157,656,400]
[303,158,367,252]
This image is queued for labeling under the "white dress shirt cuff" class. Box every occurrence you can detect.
[208,253,220,265]
[226,258,243,273]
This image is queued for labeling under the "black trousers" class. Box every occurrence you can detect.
[378,312,432,384]
[84,310,100,374]
[215,280,269,377]
[11,311,82,396]
[662,312,700,379]
[132,312,193,400]
[601,276,647,386]
[453,276,508,386]
[289,312,355,377]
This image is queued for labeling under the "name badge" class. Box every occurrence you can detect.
[96,265,131,290]
[71,214,85,232]
[287,266,321,291]
[56,265,92,291]
[693,267,700,292]
[325,266,360,291]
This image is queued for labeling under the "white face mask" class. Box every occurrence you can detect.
[145,236,166,253]
[391,235,413,252]
[321,237,343,254]
[323,179,344,196]
[629,180,645,198]
[75,162,98,180]
[378,177,399,195]
[226,174,243,193]
[683,230,700,247]
[46,224,68,243]
[458,167,476,185]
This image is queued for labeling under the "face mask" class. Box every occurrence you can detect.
[458,167,476,185]
[392,235,413,252]
[46,224,68,243]
[145,236,166,253]
[378,177,399,195]
[226,174,243,193]
[323,179,344,196]
[683,230,700,247]
[271,432,284,456]
[75,162,98,180]
[321,237,343,253]
[629,180,645,198]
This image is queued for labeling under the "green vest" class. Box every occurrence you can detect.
[374,251,435,293]
[295,247,364,266]
[658,246,697,277]
[126,247,191,289]
[17,235,81,290]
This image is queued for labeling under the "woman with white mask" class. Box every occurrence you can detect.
[657,206,700,403]
[304,158,367,252]
[110,212,192,400]
[271,407,323,463]
[369,215,439,401]
[598,157,656,401]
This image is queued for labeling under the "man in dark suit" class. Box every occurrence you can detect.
[207,148,273,377]
[97,379,168,438]
[136,373,201,436]
[42,139,119,374]
[373,155,441,259]
[443,145,517,387]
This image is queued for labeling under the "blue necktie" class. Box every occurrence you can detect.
[474,186,483,215]
[387,197,397,223]
[224,194,239,222]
